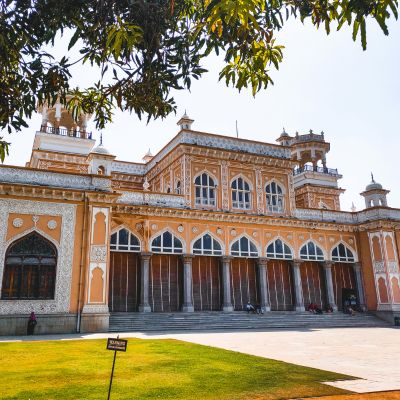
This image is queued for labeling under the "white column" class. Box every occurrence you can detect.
[353,262,366,311]
[221,256,233,311]
[182,255,194,312]
[291,260,305,311]
[322,261,338,311]
[257,258,271,312]
[139,253,152,312]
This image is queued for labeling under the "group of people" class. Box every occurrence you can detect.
[245,302,263,314]
[306,303,334,314]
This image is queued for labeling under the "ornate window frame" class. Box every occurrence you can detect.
[299,240,325,261]
[0,199,76,314]
[150,229,184,254]
[194,171,218,207]
[191,232,224,256]
[230,175,252,210]
[331,242,356,263]
[230,234,259,258]
[266,238,293,260]
[265,180,285,213]
[110,227,141,252]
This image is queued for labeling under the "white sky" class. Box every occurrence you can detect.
[4,17,400,212]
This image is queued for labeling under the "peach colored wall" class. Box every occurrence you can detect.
[357,231,378,310]
[7,214,61,243]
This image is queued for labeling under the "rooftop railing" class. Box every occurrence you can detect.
[289,133,325,144]
[293,165,339,176]
[40,125,92,140]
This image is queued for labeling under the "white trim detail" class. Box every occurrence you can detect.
[0,199,76,314]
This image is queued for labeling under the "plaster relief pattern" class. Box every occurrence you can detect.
[90,245,107,263]
[0,199,76,314]
[12,218,23,228]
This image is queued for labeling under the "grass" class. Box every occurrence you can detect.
[0,338,354,400]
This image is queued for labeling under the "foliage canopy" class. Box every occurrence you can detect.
[0,0,398,160]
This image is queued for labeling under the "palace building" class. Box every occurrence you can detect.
[0,102,399,335]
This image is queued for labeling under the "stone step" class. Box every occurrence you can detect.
[109,311,388,332]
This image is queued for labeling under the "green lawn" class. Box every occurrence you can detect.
[0,338,353,400]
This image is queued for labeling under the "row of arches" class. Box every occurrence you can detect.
[111,228,357,262]
[194,172,285,212]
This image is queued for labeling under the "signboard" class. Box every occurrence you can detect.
[107,338,128,352]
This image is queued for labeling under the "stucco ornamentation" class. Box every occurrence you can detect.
[177,225,184,233]
[0,166,111,192]
[230,229,237,236]
[151,224,158,230]
[216,228,223,235]
[0,199,76,314]
[12,218,23,228]
[90,245,107,263]
[192,226,198,233]
[135,223,143,231]
[388,262,399,274]
[374,262,385,274]
[47,220,57,230]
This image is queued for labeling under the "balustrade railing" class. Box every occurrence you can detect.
[40,125,92,140]
[293,165,339,176]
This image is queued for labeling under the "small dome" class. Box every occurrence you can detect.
[279,128,289,137]
[92,144,111,155]
[366,181,383,191]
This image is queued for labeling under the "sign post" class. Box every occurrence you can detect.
[106,336,127,400]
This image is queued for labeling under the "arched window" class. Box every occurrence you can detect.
[1,232,57,300]
[110,228,140,252]
[266,239,292,259]
[192,234,222,256]
[265,182,284,213]
[231,177,251,209]
[231,236,258,257]
[194,173,216,206]
[331,243,355,262]
[175,181,181,194]
[151,231,183,254]
[300,241,324,261]
[97,165,105,175]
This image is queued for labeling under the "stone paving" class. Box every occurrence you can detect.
[1,326,399,393]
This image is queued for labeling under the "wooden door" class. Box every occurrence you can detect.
[267,260,294,311]
[149,255,182,312]
[332,263,356,310]
[109,252,140,312]
[230,258,258,311]
[300,262,326,309]
[192,256,221,311]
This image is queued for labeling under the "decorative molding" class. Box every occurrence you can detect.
[388,261,399,274]
[0,199,76,314]
[117,191,185,208]
[374,262,385,273]
[90,245,107,263]
[12,218,23,228]
[0,166,111,192]
[221,161,229,211]
[47,220,57,230]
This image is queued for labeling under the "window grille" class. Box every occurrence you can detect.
[300,241,324,261]
[110,228,140,252]
[193,234,222,255]
[332,243,355,262]
[151,231,183,254]
[231,177,251,209]
[231,236,258,257]
[266,239,293,259]
[195,173,216,206]
[266,182,284,213]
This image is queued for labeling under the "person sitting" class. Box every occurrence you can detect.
[315,306,323,314]
[306,303,317,313]
[246,301,256,314]
[325,305,333,313]
[347,305,356,316]
[255,304,263,315]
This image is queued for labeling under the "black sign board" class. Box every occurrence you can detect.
[107,338,128,352]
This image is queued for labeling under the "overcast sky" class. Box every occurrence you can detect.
[5,17,400,212]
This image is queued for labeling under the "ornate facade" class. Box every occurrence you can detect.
[1,105,399,335]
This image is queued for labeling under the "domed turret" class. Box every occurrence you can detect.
[360,173,389,208]
[88,134,115,175]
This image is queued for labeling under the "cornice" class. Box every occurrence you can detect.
[112,204,357,232]
[0,183,119,204]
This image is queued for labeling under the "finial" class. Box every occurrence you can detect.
[295,131,299,137]
[309,129,313,134]
[351,202,356,212]
[100,132,103,146]
[371,172,375,183]
[321,130,324,136]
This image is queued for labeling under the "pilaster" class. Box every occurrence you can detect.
[139,252,152,312]
[291,260,305,311]
[353,262,367,311]
[182,255,195,312]
[221,256,233,311]
[322,261,338,311]
[257,258,271,312]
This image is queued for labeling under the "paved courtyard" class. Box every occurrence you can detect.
[2,326,399,393]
